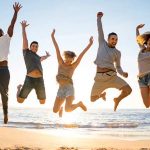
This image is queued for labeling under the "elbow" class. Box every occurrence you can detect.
[7,28,13,37]
[7,32,13,37]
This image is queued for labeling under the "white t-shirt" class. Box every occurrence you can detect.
[0,34,11,61]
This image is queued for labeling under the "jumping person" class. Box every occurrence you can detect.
[17,21,50,104]
[0,2,22,124]
[91,12,132,111]
[51,29,93,117]
[136,24,150,108]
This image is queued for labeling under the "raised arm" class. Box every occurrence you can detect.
[7,2,22,37]
[73,36,93,68]
[136,24,145,37]
[40,51,50,61]
[97,12,105,44]
[51,29,64,64]
[20,21,29,50]
[136,24,146,49]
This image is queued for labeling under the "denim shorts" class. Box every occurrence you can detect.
[138,73,150,87]
[57,84,74,99]
[19,76,46,100]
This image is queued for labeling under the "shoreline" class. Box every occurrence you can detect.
[0,127,150,150]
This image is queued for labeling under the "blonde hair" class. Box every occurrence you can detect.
[137,35,146,46]
[137,32,150,45]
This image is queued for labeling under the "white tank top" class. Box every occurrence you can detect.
[0,34,11,61]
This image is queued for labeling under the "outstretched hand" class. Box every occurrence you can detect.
[40,51,51,61]
[89,36,94,44]
[97,12,103,18]
[136,24,145,29]
[51,29,55,36]
[20,20,29,28]
[45,51,51,57]
[13,2,22,13]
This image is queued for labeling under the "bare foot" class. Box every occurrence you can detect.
[79,101,87,111]
[4,115,8,124]
[114,98,120,111]
[59,107,63,118]
[100,92,106,101]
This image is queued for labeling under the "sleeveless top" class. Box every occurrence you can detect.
[56,63,75,84]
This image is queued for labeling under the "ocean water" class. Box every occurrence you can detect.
[0,108,150,140]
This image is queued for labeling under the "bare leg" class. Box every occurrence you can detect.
[53,97,65,117]
[114,85,132,111]
[59,106,63,118]
[65,96,87,112]
[140,87,149,108]
[91,92,106,102]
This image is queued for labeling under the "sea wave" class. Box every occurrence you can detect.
[0,121,140,129]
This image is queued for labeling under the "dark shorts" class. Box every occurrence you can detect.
[19,76,46,100]
[138,73,150,87]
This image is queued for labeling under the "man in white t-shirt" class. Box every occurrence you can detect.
[0,2,22,124]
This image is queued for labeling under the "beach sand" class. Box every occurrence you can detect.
[0,127,150,150]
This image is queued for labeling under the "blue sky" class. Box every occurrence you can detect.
[0,0,150,109]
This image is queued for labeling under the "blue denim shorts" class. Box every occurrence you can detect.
[138,73,150,87]
[19,76,46,100]
[57,84,74,99]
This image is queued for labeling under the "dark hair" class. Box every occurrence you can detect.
[0,28,4,36]
[64,51,76,58]
[108,32,118,39]
[30,41,38,48]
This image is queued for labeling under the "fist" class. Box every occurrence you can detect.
[51,29,55,36]
[97,12,103,17]
[123,72,128,78]
[136,24,145,29]
[89,36,94,44]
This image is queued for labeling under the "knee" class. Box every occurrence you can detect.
[145,104,149,108]
[123,86,132,95]
[39,99,45,104]
[91,96,95,102]
[91,95,99,102]
[53,107,59,113]
[127,86,132,95]
[144,102,150,108]
[65,106,71,112]
[17,97,25,103]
